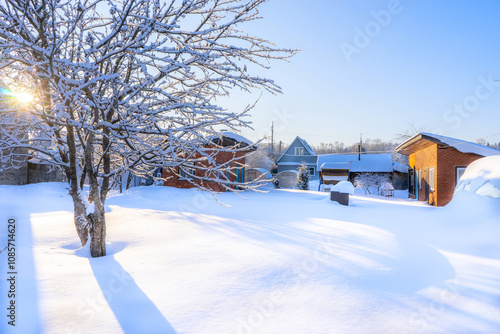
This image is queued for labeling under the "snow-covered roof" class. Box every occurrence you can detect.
[296,136,316,155]
[320,162,350,170]
[393,161,409,173]
[318,154,393,173]
[396,132,500,157]
[278,162,316,166]
[221,132,253,146]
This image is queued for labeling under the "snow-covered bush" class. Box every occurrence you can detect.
[297,162,310,190]
[354,173,391,195]
[246,149,274,170]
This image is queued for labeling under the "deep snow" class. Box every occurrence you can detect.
[0,177,499,333]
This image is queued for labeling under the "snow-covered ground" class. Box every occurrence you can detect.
[0,163,499,333]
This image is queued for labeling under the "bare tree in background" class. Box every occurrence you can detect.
[395,123,427,142]
[0,0,296,257]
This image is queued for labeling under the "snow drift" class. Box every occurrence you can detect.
[453,155,500,199]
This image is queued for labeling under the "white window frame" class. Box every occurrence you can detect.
[429,167,435,192]
[419,169,422,190]
[295,147,304,156]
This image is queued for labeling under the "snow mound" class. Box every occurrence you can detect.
[453,156,500,199]
[331,181,355,195]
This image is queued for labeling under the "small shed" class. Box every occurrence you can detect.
[319,162,350,191]
[392,161,409,190]
[396,132,500,206]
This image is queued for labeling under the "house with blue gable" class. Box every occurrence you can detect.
[275,136,318,177]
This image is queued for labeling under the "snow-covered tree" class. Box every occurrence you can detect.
[245,148,273,170]
[297,162,310,190]
[354,173,391,195]
[0,0,295,257]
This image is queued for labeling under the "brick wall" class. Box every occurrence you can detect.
[409,144,483,206]
[436,146,482,206]
[162,149,246,192]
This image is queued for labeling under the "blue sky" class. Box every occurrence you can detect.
[221,0,500,147]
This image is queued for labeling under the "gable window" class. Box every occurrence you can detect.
[429,167,435,192]
[295,147,304,156]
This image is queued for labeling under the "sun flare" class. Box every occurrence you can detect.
[14,91,34,103]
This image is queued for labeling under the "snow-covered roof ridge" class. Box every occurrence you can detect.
[406,132,500,157]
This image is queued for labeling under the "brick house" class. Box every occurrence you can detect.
[396,132,500,206]
[161,132,254,192]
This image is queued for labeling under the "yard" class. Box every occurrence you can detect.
[0,179,499,333]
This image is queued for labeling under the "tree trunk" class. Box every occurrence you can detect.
[73,198,89,246]
[69,192,90,246]
[88,209,106,258]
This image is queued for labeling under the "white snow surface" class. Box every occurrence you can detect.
[1,181,499,334]
[454,155,500,198]
[317,154,393,173]
[330,181,355,195]
[420,132,500,157]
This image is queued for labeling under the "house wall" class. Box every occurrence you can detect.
[435,146,483,206]
[162,150,246,192]
[409,144,482,206]
[408,144,438,205]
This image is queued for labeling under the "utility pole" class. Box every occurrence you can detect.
[270,121,274,155]
[279,141,282,154]
[358,133,362,161]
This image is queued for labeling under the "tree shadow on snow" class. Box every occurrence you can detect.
[89,255,176,333]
